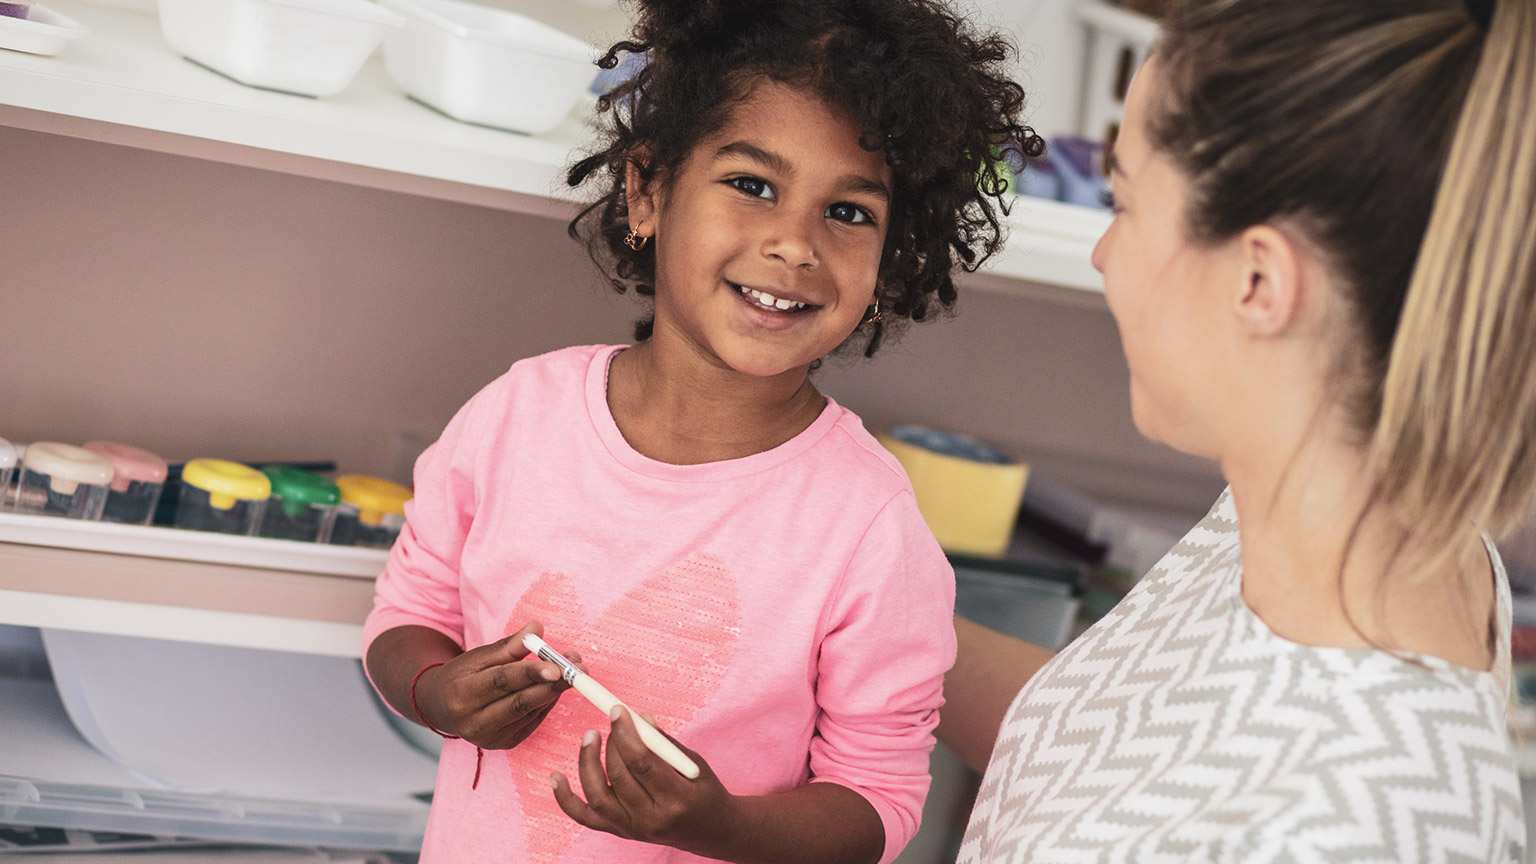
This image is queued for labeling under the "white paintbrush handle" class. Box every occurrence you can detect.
[571,675,701,780]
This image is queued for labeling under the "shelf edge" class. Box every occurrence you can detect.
[0,589,365,658]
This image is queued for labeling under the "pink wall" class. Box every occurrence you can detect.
[2,124,1221,512]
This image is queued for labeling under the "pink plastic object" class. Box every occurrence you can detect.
[82,441,169,525]
[83,441,169,493]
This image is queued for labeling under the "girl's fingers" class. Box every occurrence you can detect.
[550,772,629,838]
[506,678,573,718]
[467,621,543,669]
[467,621,568,682]
[454,667,560,726]
[575,728,634,826]
[604,708,668,799]
[490,701,555,746]
[650,722,705,765]
[479,661,565,702]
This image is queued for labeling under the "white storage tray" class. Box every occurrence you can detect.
[0,675,430,851]
[0,4,88,55]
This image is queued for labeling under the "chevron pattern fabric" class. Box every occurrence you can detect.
[959,490,1526,863]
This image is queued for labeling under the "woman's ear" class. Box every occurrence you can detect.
[1233,225,1304,337]
[624,154,659,238]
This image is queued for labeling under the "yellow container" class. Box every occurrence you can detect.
[878,427,1029,558]
[335,474,410,526]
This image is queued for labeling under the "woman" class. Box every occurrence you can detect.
[942,0,1536,859]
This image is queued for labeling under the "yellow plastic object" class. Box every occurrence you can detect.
[182,459,272,510]
[878,431,1030,558]
[335,474,412,526]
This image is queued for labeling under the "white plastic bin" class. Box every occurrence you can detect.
[1074,0,1158,145]
[159,0,404,97]
[0,4,88,56]
[379,0,595,134]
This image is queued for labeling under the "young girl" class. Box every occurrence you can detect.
[946,0,1536,860]
[362,1,1036,862]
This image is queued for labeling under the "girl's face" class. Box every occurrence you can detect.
[631,80,892,380]
[1092,58,1237,459]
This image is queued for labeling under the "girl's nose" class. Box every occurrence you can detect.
[761,209,819,269]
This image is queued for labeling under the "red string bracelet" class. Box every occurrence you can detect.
[410,662,483,789]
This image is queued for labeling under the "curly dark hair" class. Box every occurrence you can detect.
[566,0,1041,356]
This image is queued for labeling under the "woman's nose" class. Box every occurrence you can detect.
[1090,227,1109,274]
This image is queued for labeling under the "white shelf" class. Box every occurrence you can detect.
[990,196,1108,294]
[0,0,1111,294]
[0,535,379,657]
[0,513,382,656]
[0,0,595,218]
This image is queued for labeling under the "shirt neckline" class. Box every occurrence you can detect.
[1213,489,1507,686]
[584,344,844,482]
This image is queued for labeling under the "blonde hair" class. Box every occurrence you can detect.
[1370,0,1536,573]
[1151,0,1536,576]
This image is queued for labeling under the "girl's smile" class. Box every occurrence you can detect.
[731,282,813,314]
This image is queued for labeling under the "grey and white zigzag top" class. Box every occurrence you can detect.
[959,489,1525,863]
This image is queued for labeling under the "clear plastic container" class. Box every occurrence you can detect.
[82,441,168,526]
[15,442,115,520]
[329,474,411,549]
[159,0,404,98]
[175,459,270,536]
[378,0,596,134]
[0,437,16,511]
[257,466,341,543]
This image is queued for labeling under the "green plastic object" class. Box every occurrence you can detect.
[260,466,341,517]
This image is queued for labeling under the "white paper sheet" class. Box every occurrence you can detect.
[40,630,438,807]
[0,676,147,789]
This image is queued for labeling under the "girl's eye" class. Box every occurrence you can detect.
[1100,188,1121,213]
[826,202,874,225]
[729,176,774,199]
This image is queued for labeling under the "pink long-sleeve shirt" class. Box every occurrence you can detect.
[363,344,956,864]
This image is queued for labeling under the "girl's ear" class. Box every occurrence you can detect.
[1232,224,1303,338]
[625,154,659,237]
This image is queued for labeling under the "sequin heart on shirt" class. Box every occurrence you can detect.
[504,554,741,864]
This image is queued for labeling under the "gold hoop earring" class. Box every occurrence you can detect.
[624,228,649,251]
[863,296,882,324]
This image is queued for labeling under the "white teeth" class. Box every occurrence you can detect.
[736,284,807,311]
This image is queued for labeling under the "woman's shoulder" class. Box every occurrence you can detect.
[1067,488,1245,633]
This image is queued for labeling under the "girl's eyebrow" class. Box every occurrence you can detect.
[716,140,890,202]
[716,140,792,176]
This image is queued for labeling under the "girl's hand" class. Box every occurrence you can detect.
[414,620,583,751]
[550,708,739,856]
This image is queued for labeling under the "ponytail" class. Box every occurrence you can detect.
[1368,0,1536,564]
